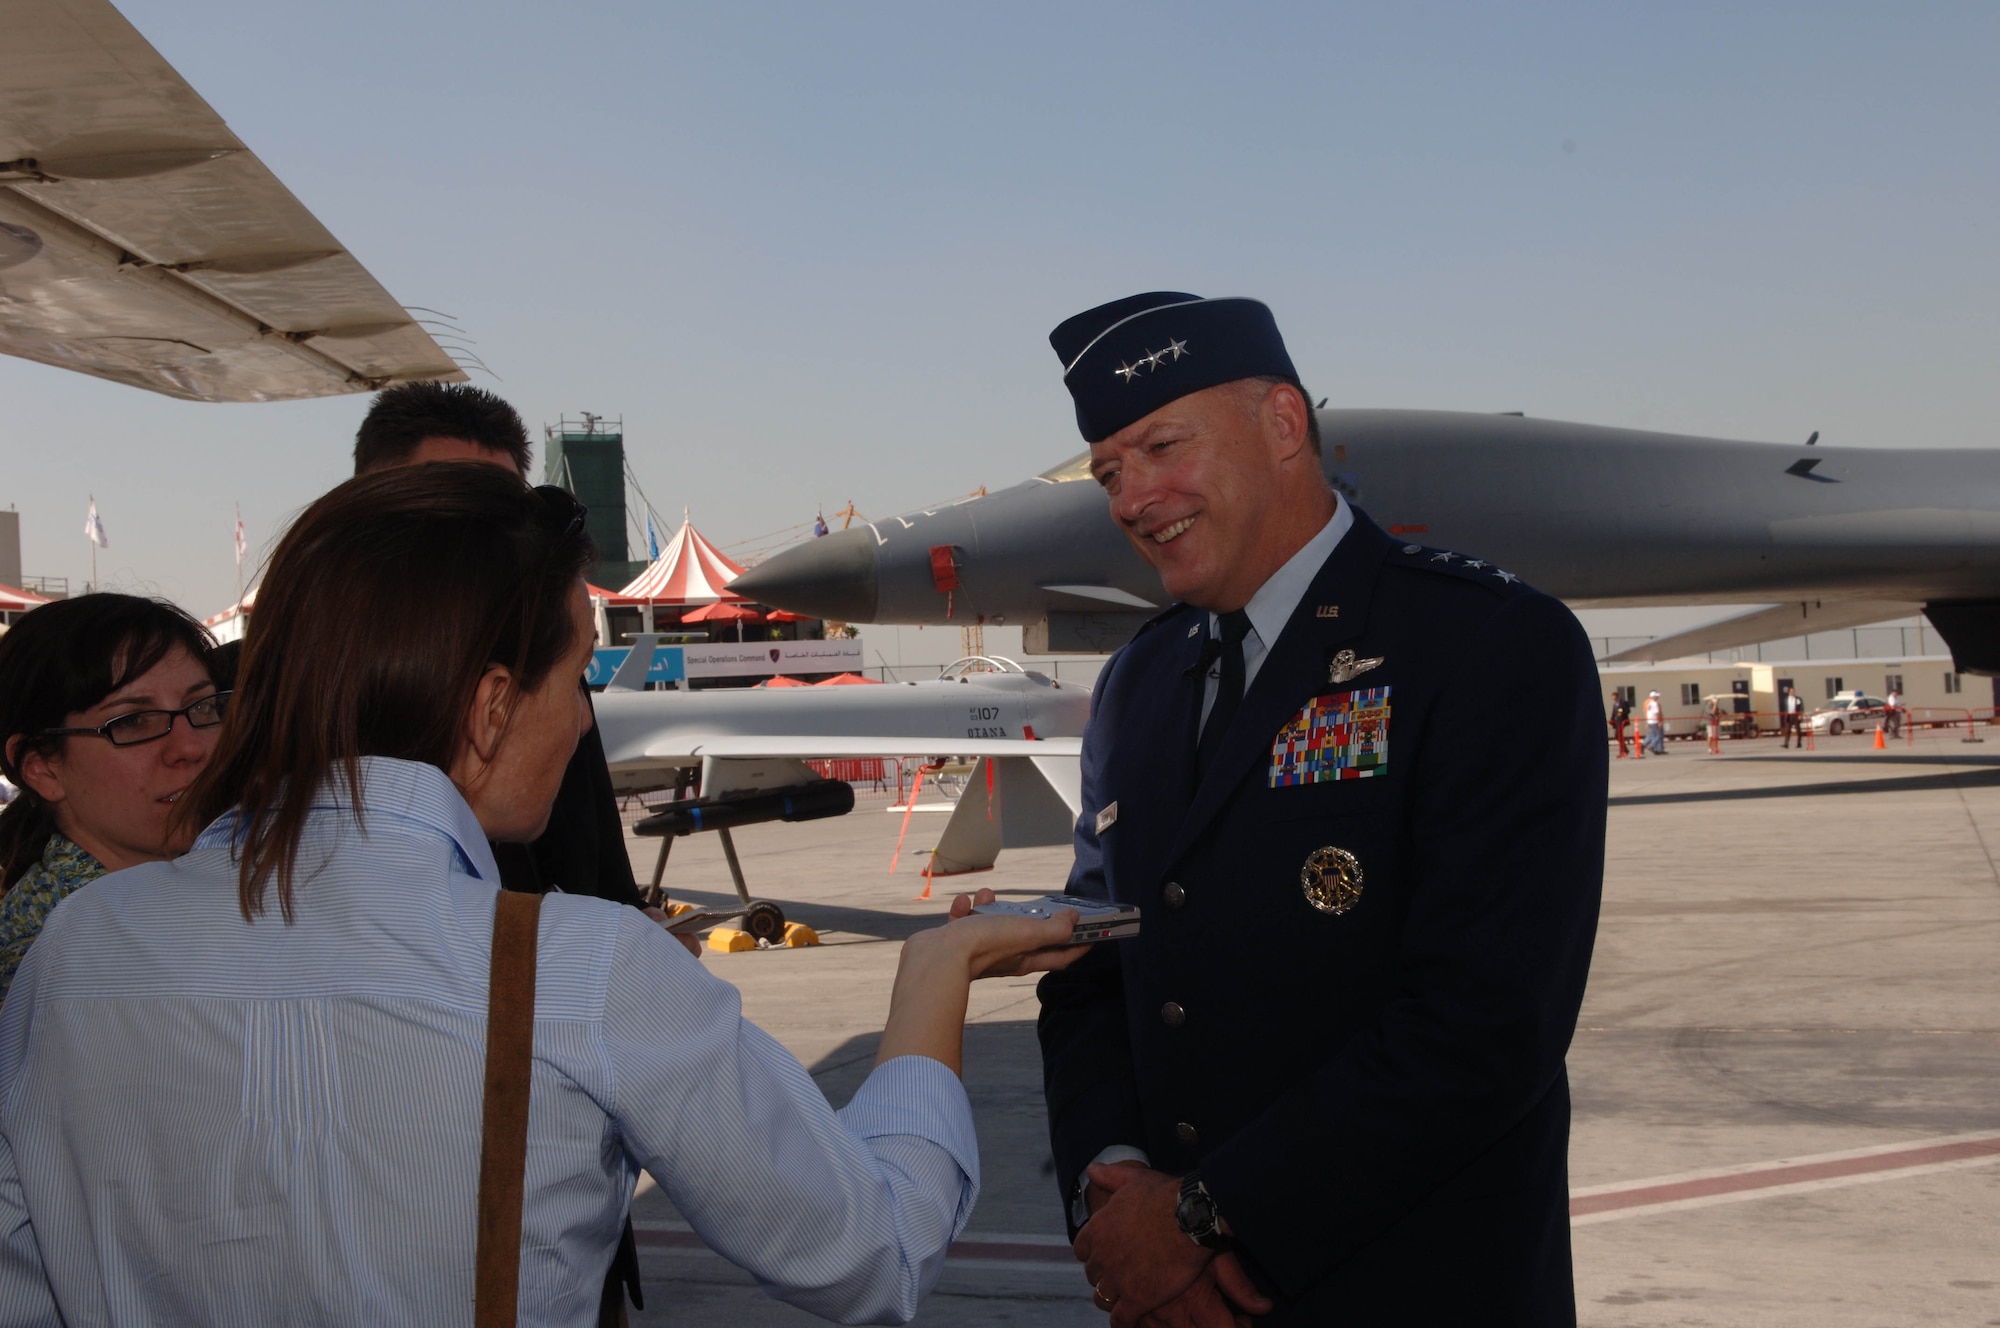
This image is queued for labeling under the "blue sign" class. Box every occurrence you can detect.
[587,646,686,687]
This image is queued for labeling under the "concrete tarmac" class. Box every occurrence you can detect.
[621,729,2000,1326]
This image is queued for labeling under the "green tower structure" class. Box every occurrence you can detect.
[543,413,650,590]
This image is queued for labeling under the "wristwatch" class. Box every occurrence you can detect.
[1175,1171,1234,1250]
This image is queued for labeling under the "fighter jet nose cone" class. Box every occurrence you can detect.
[730,528,881,623]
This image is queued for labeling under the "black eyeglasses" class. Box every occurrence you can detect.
[40,692,232,748]
[534,485,588,539]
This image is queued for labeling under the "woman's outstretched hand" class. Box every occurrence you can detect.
[876,889,1089,1074]
[942,887,1090,979]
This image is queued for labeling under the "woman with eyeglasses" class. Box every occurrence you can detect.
[0,594,220,1004]
[0,464,1082,1325]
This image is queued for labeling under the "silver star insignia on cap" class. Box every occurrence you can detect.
[1114,362,1141,383]
[1162,338,1187,360]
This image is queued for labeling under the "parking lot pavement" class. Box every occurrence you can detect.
[622,735,2000,1325]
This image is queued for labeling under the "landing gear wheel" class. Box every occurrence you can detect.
[742,901,787,944]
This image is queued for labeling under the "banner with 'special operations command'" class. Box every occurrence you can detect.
[680,639,866,679]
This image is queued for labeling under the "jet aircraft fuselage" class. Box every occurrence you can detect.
[728,409,2000,668]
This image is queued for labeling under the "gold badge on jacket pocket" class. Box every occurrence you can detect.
[1270,686,1391,787]
[1301,846,1364,915]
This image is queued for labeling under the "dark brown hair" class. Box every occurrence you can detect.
[353,382,533,477]
[174,463,595,920]
[0,595,214,888]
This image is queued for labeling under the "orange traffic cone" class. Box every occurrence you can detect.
[1873,724,1886,750]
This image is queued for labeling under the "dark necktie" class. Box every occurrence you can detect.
[1196,609,1254,773]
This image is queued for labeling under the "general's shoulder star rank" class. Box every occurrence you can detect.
[1493,568,1519,584]
[1430,551,1456,563]
[1462,559,1488,571]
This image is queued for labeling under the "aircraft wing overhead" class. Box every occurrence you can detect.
[1602,599,1924,664]
[0,0,464,401]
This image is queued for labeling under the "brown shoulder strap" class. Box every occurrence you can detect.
[476,889,541,1328]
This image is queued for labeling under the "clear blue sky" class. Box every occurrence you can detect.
[5,1,1997,627]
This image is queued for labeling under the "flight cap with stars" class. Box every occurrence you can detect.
[1049,291,1298,443]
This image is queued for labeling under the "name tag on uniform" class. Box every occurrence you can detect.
[1095,802,1119,834]
[1270,686,1392,787]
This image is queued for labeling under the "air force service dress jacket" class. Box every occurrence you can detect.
[1037,508,1607,1325]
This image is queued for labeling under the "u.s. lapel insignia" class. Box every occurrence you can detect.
[1270,686,1392,786]
[1315,604,1339,619]
[1094,802,1119,835]
[1301,846,1364,915]
[1328,648,1383,684]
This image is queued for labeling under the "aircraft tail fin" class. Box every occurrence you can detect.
[927,754,1081,875]
[604,634,661,692]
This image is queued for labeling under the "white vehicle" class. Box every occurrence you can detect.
[1809,691,1889,736]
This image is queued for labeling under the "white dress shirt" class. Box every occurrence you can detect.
[0,757,975,1326]
[1198,500,1354,733]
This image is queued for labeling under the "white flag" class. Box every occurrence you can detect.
[83,499,108,549]
[234,515,247,566]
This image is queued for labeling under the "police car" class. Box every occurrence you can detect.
[1808,691,1889,736]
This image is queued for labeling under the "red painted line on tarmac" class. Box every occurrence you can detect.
[634,1227,1078,1264]
[1570,1135,2000,1217]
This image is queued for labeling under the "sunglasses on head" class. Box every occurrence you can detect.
[534,485,588,540]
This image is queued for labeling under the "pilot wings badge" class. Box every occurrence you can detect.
[1327,648,1384,685]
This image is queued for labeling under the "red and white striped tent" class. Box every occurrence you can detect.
[615,516,747,629]
[203,584,259,644]
[0,583,51,617]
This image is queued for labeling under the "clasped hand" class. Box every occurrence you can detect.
[1073,1165,1272,1327]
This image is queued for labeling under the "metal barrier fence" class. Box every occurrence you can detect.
[805,758,891,789]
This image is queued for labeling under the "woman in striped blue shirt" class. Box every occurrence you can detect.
[0,464,1081,1326]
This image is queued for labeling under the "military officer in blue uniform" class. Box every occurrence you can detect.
[1036,292,1606,1326]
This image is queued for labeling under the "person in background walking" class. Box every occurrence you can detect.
[1781,686,1803,749]
[1704,696,1723,754]
[1886,686,1904,739]
[1644,690,1667,755]
[1610,691,1632,758]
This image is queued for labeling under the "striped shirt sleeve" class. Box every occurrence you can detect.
[597,910,977,1325]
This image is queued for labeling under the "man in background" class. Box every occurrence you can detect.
[354,382,643,910]
[353,381,647,1325]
